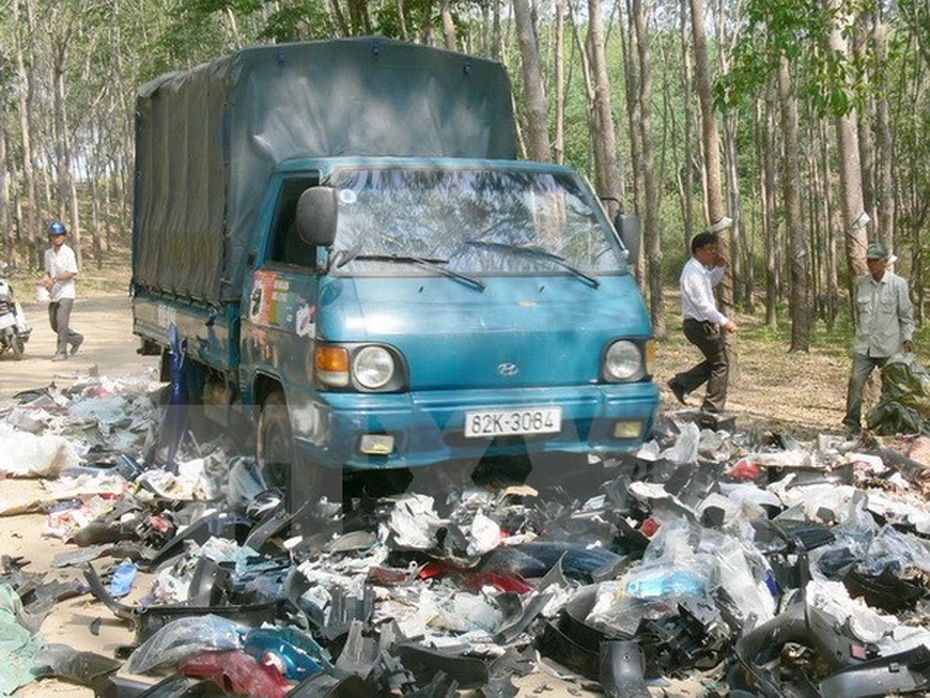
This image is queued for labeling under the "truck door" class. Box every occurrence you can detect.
[243,175,321,393]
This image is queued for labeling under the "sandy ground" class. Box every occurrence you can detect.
[2,294,159,696]
[2,294,640,696]
[0,294,160,406]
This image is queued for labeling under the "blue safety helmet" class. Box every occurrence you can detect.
[48,220,67,236]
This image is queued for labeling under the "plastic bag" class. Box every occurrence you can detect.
[620,520,712,600]
[0,428,81,477]
[126,614,245,674]
[586,582,648,636]
[867,354,930,435]
[109,560,138,598]
[661,421,700,464]
[710,538,776,625]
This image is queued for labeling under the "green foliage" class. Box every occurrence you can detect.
[152,3,241,76]
[714,46,767,110]
[716,0,880,119]
[370,0,435,40]
[896,0,930,38]
[261,3,336,41]
[0,50,15,116]
[179,0,265,16]
[739,301,854,352]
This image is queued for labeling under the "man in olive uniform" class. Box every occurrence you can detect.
[843,242,914,434]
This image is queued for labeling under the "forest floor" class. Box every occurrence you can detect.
[658,314,857,440]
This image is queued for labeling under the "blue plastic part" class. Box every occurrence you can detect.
[109,560,138,599]
[242,627,331,680]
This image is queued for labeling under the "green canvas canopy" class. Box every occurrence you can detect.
[133,37,517,303]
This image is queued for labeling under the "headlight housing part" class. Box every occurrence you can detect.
[314,343,406,392]
[603,340,646,382]
[353,346,395,389]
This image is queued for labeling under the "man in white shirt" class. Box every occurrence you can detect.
[843,242,914,434]
[667,232,738,413]
[40,220,84,361]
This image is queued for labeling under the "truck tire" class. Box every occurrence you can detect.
[257,391,336,513]
[258,391,295,499]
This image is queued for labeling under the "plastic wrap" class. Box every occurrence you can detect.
[868,353,930,434]
[126,614,245,674]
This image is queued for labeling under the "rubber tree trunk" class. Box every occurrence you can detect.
[689,0,732,312]
[632,0,665,338]
[826,0,869,289]
[513,0,552,162]
[778,57,810,352]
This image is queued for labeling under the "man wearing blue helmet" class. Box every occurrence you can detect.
[40,220,84,361]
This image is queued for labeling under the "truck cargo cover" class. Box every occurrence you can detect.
[133,37,517,303]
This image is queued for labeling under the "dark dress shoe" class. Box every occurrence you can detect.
[667,379,687,405]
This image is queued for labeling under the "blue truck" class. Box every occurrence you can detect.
[132,37,659,503]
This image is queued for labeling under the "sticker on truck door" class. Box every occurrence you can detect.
[295,303,315,337]
[250,271,274,324]
[249,271,291,326]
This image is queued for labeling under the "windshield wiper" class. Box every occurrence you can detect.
[464,240,600,288]
[334,251,485,291]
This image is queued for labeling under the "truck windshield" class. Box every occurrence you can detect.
[329,167,627,277]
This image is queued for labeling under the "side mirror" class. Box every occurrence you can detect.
[296,186,338,247]
[615,213,641,265]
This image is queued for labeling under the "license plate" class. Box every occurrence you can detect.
[464,407,562,438]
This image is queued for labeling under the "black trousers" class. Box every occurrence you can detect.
[674,318,730,413]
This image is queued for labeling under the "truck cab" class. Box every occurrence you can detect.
[244,157,657,494]
[130,37,658,505]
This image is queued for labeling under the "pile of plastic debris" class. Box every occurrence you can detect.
[2,376,930,697]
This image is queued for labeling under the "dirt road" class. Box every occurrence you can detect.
[0,294,160,407]
[0,294,154,696]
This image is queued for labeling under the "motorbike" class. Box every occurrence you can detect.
[0,263,32,360]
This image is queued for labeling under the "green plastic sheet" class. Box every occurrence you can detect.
[867,354,930,435]
[0,583,45,696]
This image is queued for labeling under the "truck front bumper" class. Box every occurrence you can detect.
[287,383,659,470]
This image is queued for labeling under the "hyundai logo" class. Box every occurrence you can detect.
[497,362,519,376]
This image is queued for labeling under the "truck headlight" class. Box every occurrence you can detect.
[314,342,406,391]
[353,346,395,389]
[604,340,645,382]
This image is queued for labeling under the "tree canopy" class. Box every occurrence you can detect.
[3,0,930,336]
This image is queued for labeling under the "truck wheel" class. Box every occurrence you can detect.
[258,391,295,499]
[257,391,334,513]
